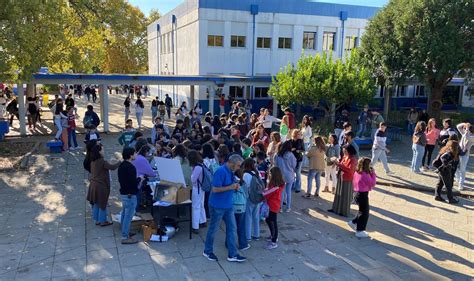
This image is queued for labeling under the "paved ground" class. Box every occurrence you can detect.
[1,92,473,280]
[0,131,473,280]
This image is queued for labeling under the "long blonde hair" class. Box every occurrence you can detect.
[427,118,437,132]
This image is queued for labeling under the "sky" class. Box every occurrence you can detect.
[128,0,389,16]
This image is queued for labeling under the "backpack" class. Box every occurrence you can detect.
[248,171,265,204]
[83,114,93,128]
[432,154,443,170]
[197,164,213,192]
[232,188,247,214]
[28,103,37,115]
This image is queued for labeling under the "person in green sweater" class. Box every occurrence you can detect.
[280,115,290,142]
[241,138,253,159]
[118,125,135,147]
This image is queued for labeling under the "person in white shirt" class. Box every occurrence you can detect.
[259,108,280,135]
[371,122,393,175]
[456,122,473,190]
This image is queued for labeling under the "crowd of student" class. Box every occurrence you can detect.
[78,91,472,263]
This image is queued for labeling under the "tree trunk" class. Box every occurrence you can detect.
[383,85,391,121]
[330,103,336,124]
[429,86,443,120]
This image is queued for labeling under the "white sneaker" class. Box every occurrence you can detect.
[355,231,369,238]
[285,208,291,213]
[386,171,394,175]
[458,186,464,191]
[347,221,356,231]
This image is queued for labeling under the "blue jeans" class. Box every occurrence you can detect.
[68,129,78,148]
[371,148,391,173]
[281,182,293,210]
[293,162,302,192]
[120,195,137,239]
[307,170,322,195]
[408,123,416,136]
[245,202,261,240]
[357,123,367,137]
[234,213,248,249]
[204,207,238,258]
[151,108,157,121]
[411,144,425,173]
[92,204,108,223]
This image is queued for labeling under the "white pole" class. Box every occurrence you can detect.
[18,82,26,136]
[209,86,215,115]
[272,98,278,117]
[100,84,109,133]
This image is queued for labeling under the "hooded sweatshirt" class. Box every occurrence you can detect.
[274,152,297,184]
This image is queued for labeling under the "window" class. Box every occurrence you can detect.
[278,37,292,49]
[257,37,271,48]
[397,85,407,97]
[415,85,425,97]
[231,35,246,48]
[322,32,335,51]
[254,87,269,98]
[344,36,357,51]
[208,35,224,47]
[229,86,244,98]
[303,32,316,49]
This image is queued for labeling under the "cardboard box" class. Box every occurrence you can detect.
[177,187,191,204]
[142,221,158,242]
[130,213,154,232]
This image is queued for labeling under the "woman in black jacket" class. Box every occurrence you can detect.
[434,140,459,204]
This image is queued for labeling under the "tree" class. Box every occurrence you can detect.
[359,0,474,118]
[0,0,161,82]
[269,51,377,122]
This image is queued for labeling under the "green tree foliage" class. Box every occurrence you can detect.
[269,51,376,120]
[359,0,474,117]
[0,0,160,82]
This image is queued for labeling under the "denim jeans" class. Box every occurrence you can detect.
[68,129,78,148]
[456,154,469,189]
[293,162,303,192]
[357,123,367,137]
[371,128,377,140]
[204,207,237,258]
[407,122,416,136]
[371,148,391,173]
[120,195,137,239]
[411,144,425,173]
[307,169,322,195]
[245,201,261,240]
[136,113,143,128]
[234,213,249,249]
[124,108,130,123]
[92,204,108,223]
[151,108,157,121]
[281,182,293,210]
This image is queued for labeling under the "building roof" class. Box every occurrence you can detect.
[31,73,272,86]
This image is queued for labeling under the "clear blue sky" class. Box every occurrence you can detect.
[128,0,388,16]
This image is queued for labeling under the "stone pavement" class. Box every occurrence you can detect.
[0,133,473,281]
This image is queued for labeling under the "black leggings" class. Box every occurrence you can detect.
[265,211,278,243]
[422,144,435,167]
[352,192,369,231]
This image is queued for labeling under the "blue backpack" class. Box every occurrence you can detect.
[233,187,247,214]
[197,164,213,193]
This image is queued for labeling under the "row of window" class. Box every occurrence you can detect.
[207,32,358,51]
[379,85,426,98]
[228,86,269,99]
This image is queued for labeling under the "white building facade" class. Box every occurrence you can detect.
[147,0,379,113]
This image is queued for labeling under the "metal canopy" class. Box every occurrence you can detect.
[31,73,272,86]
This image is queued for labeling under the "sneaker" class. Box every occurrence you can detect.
[227,255,247,262]
[434,196,446,202]
[314,193,319,198]
[285,208,291,213]
[303,193,311,198]
[347,220,357,231]
[121,238,138,244]
[294,190,301,194]
[251,236,260,241]
[265,242,278,250]
[355,231,369,238]
[448,198,459,204]
[458,186,464,191]
[192,229,200,234]
[75,146,82,150]
[266,236,279,242]
[239,245,251,251]
[199,222,208,228]
[203,252,218,262]
[386,171,394,175]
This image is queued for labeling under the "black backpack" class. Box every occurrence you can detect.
[28,103,37,115]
